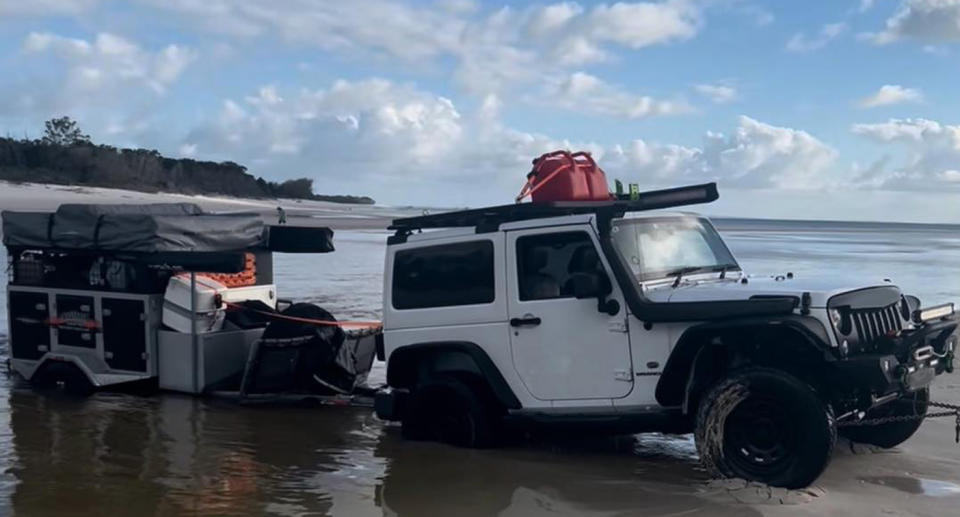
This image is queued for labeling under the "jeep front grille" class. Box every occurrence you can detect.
[851,302,903,343]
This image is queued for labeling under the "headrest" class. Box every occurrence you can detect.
[523,247,550,271]
[568,245,600,273]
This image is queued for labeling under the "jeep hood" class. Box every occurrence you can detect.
[656,276,898,308]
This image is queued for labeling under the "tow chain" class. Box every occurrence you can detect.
[838,401,960,443]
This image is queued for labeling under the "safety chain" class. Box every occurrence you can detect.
[838,401,960,443]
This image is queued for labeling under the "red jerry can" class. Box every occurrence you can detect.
[517,150,612,203]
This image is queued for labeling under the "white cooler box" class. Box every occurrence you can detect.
[163,275,277,334]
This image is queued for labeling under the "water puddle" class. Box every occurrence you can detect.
[860,476,960,497]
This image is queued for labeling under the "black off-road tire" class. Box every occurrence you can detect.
[840,388,928,448]
[401,376,497,448]
[695,368,837,489]
[31,362,96,397]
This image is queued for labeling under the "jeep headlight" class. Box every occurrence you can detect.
[829,307,852,335]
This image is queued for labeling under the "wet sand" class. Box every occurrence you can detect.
[1,181,959,516]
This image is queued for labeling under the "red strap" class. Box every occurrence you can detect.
[45,317,101,331]
[516,150,578,202]
[516,163,571,202]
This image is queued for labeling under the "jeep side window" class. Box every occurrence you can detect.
[392,240,495,309]
[516,231,608,301]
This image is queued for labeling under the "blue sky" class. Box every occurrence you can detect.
[1,0,959,222]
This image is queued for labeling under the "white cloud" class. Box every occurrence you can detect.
[181,78,839,204]
[179,143,198,157]
[526,2,584,37]
[701,116,838,189]
[608,117,837,190]
[786,22,848,52]
[0,0,100,16]
[852,118,960,189]
[694,83,737,104]
[851,118,945,142]
[134,1,704,94]
[858,84,923,108]
[542,72,692,119]
[21,32,197,96]
[437,0,478,14]
[187,79,466,168]
[732,4,773,27]
[585,0,701,49]
[865,0,960,44]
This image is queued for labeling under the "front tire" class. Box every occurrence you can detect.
[401,376,497,448]
[840,388,928,448]
[695,368,836,489]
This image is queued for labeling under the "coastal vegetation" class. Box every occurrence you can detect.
[0,117,375,204]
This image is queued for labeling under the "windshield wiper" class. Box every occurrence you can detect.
[666,266,706,288]
[666,264,740,287]
[713,263,740,279]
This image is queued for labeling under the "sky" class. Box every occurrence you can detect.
[0,0,959,222]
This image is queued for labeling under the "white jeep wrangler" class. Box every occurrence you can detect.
[374,183,958,488]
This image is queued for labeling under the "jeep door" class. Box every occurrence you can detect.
[506,226,633,400]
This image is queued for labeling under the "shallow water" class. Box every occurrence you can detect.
[1,220,960,516]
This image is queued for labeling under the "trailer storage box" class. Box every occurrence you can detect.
[157,328,264,394]
[7,286,162,385]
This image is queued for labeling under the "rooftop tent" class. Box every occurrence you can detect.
[2,203,336,254]
[2,203,262,252]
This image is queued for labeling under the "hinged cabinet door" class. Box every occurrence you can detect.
[101,298,148,372]
[8,290,50,360]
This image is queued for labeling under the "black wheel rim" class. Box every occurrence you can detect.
[725,397,797,477]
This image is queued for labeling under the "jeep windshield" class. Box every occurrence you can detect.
[611,216,739,282]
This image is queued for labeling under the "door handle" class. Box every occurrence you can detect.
[510,316,542,327]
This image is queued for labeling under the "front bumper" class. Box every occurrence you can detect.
[833,315,957,398]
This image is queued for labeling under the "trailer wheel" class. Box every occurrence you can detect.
[695,368,836,489]
[840,388,928,448]
[32,362,96,397]
[401,376,496,448]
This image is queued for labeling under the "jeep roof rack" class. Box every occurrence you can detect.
[388,182,718,233]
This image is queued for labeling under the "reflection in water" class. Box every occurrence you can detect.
[859,476,960,497]
[6,379,757,517]
[374,429,757,517]
[7,386,387,516]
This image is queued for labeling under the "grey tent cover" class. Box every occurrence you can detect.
[2,203,266,252]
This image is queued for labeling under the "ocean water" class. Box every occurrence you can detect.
[0,219,959,516]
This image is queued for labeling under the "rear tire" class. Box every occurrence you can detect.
[840,388,928,448]
[401,376,497,448]
[695,368,836,489]
[32,362,96,397]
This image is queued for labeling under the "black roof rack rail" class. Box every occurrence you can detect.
[388,182,718,232]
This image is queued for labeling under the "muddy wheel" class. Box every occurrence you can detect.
[695,368,836,489]
[32,362,95,397]
[841,388,928,448]
[401,376,496,448]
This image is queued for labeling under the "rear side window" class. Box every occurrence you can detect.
[392,240,495,309]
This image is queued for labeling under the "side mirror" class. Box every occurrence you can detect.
[570,274,619,316]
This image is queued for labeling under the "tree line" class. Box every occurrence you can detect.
[0,117,374,204]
